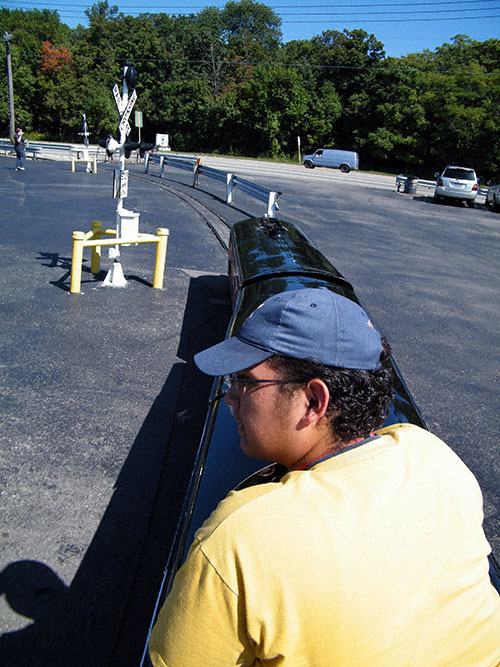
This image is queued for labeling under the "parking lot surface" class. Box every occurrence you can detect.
[0,156,237,665]
[1,154,498,666]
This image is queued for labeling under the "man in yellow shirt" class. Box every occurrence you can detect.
[149,287,500,666]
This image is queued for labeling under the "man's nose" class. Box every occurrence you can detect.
[224,385,238,407]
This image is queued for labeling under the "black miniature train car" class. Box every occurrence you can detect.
[141,217,498,664]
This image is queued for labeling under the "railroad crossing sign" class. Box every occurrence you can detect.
[118,89,137,137]
[119,119,132,136]
[112,84,125,114]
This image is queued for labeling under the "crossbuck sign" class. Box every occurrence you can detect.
[118,88,137,137]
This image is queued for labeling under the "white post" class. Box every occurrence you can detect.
[115,65,128,261]
[267,192,280,218]
[226,173,234,204]
[81,113,92,172]
[104,64,132,287]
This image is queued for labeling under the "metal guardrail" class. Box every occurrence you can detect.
[228,174,281,216]
[31,141,71,153]
[197,163,227,184]
[145,153,282,217]
[145,153,195,176]
[0,139,107,161]
[0,140,41,159]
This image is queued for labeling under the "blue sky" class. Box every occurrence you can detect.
[2,0,500,59]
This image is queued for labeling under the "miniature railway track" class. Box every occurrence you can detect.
[128,170,233,252]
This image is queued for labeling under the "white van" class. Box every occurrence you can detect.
[302,148,359,173]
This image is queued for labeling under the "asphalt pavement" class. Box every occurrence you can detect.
[0,155,235,665]
[1,153,499,666]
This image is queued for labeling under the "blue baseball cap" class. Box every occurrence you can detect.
[194,287,383,375]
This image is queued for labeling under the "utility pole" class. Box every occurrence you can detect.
[3,32,15,142]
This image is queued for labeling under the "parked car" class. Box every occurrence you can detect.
[433,166,478,207]
[302,148,359,173]
[485,181,500,211]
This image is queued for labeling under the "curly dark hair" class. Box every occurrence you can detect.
[267,338,394,444]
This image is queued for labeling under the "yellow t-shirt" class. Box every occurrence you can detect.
[149,424,500,666]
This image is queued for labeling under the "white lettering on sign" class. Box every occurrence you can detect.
[119,170,129,198]
[112,84,125,114]
[113,169,129,198]
[119,118,132,137]
[120,89,137,125]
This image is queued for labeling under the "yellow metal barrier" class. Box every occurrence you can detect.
[70,220,169,294]
[71,156,98,173]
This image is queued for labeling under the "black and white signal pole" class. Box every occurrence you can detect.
[103,63,139,288]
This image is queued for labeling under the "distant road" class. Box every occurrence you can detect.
[203,155,398,191]
[201,156,487,203]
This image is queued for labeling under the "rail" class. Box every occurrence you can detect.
[0,140,41,159]
[145,153,282,217]
[0,139,109,162]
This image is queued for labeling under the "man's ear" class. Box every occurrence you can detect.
[303,379,330,424]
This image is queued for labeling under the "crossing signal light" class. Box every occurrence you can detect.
[124,141,155,158]
[139,141,155,157]
[97,135,120,157]
[125,66,138,90]
[97,139,155,158]
[124,141,140,158]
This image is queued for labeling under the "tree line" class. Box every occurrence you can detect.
[1,1,499,178]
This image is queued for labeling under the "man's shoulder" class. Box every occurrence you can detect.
[194,480,290,544]
[378,423,453,451]
[377,423,478,479]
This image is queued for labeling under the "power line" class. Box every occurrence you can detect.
[3,6,499,23]
[22,48,500,76]
[2,0,499,13]
[2,1,499,38]
[1,0,499,6]
[283,13,500,21]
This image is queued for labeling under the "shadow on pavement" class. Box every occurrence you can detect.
[36,251,156,292]
[0,272,231,667]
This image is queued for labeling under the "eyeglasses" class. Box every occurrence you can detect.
[223,373,307,393]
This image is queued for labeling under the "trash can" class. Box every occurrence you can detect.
[404,176,419,195]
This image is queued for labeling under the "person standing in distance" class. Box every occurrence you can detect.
[14,128,26,171]
[149,287,500,666]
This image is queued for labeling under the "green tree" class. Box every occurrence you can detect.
[402,36,500,176]
[2,5,500,173]
[306,29,386,149]
[222,0,282,61]
[0,7,72,135]
[36,40,79,137]
[302,81,342,150]
[232,64,310,156]
[355,60,426,171]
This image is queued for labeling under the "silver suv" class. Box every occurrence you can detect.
[434,166,478,207]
